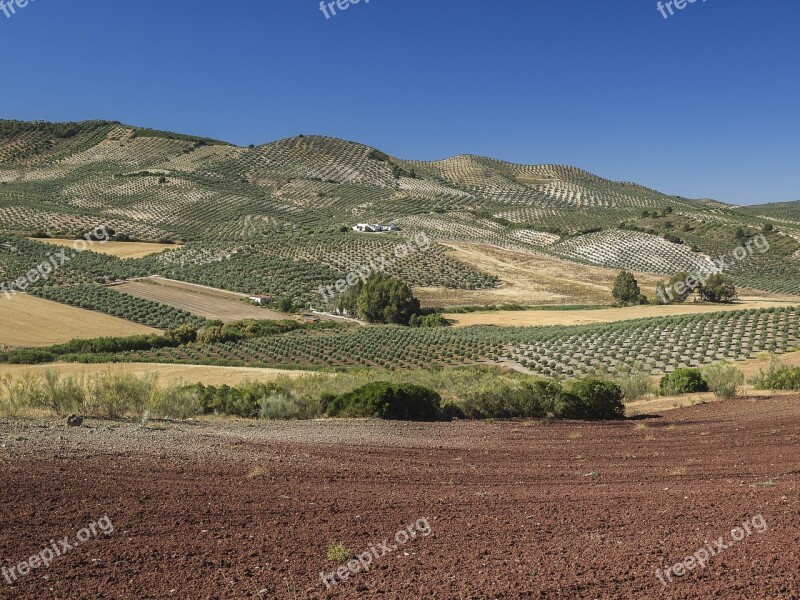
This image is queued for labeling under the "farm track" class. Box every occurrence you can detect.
[109,277,287,323]
[1,397,799,598]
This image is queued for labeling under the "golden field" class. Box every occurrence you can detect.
[0,294,159,347]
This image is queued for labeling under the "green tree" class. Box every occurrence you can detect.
[356,274,420,325]
[612,271,644,306]
[699,274,737,303]
[656,271,693,304]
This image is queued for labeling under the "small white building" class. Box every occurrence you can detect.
[352,223,400,233]
[248,295,272,305]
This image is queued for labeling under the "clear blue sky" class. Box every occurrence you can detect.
[1,0,798,204]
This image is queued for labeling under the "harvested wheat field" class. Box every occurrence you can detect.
[0,362,311,387]
[1,396,798,599]
[108,277,287,322]
[28,238,181,259]
[0,294,159,347]
[445,300,799,328]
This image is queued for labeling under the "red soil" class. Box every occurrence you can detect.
[1,396,799,599]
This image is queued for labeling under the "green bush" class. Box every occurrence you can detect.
[561,378,625,420]
[659,368,709,395]
[750,357,800,391]
[259,390,319,420]
[325,382,441,421]
[460,380,563,419]
[30,370,89,416]
[614,362,653,401]
[152,385,203,420]
[702,362,744,399]
[92,372,157,418]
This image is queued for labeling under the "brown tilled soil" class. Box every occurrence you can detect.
[1,397,799,599]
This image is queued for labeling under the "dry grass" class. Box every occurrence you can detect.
[29,238,181,259]
[416,242,799,309]
[415,242,664,307]
[0,294,159,347]
[0,363,311,386]
[0,362,313,387]
[109,276,288,323]
[444,301,798,328]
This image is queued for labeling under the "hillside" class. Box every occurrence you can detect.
[1,119,800,302]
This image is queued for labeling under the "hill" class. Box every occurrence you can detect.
[1,119,800,304]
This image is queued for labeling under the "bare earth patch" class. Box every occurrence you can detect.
[28,238,181,259]
[0,294,159,347]
[108,276,287,322]
[0,397,798,598]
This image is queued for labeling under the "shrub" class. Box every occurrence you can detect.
[30,370,89,416]
[0,373,38,416]
[91,372,157,418]
[259,390,319,420]
[460,380,564,419]
[702,362,744,398]
[750,356,800,391]
[659,368,709,396]
[561,378,625,420]
[614,362,653,401]
[152,385,203,419]
[325,382,441,421]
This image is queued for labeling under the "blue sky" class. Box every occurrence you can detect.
[1,0,798,204]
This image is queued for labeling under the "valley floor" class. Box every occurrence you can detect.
[1,397,798,599]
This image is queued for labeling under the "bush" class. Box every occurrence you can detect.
[152,385,203,419]
[702,362,744,398]
[325,382,441,421]
[30,370,89,416]
[561,378,625,420]
[614,362,653,401]
[659,368,709,396]
[460,380,563,419]
[259,390,319,420]
[750,356,800,391]
[91,372,156,418]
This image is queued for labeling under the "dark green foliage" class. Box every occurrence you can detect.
[325,382,442,421]
[561,378,625,420]
[356,274,420,325]
[612,271,642,306]
[188,381,288,417]
[659,368,709,395]
[410,313,449,328]
[699,274,738,303]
